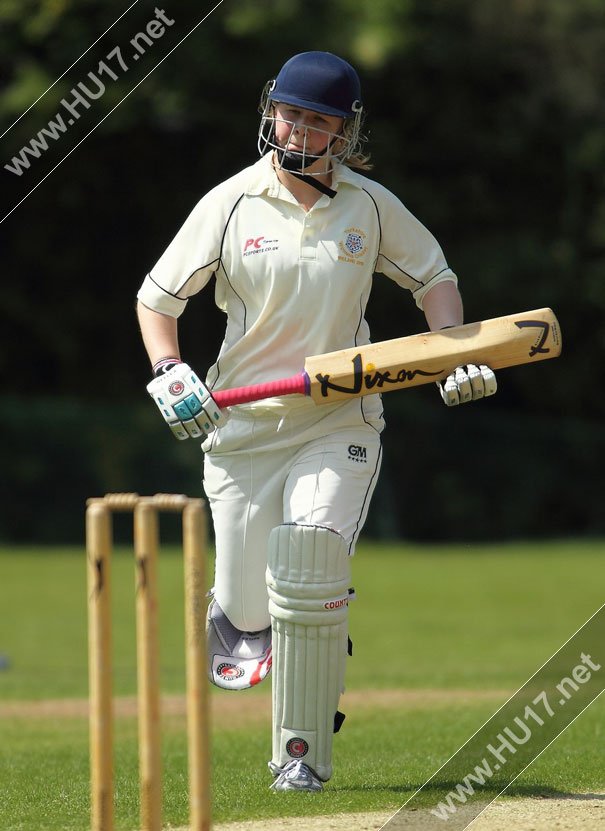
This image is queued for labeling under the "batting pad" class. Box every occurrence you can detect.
[266,523,350,781]
[206,596,272,690]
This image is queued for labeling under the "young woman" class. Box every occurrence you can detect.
[137,51,496,792]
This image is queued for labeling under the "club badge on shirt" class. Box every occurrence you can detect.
[338,226,368,265]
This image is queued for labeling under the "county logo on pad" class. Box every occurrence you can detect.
[216,662,245,681]
[286,737,309,758]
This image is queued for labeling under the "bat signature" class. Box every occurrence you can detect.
[315,353,443,397]
[514,320,551,357]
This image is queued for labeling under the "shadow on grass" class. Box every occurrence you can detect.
[330,781,605,801]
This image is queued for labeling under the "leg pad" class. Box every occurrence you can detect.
[206,595,272,690]
[266,523,350,781]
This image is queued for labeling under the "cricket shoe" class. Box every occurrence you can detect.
[269,760,324,792]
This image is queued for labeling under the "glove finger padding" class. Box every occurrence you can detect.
[438,364,497,407]
[467,363,485,399]
[146,363,228,440]
[454,366,473,403]
[479,364,497,397]
[439,372,461,406]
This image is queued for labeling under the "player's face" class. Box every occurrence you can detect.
[273,103,344,164]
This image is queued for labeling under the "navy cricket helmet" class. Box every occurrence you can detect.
[270,51,362,118]
[257,51,364,174]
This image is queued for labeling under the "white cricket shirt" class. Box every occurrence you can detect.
[137,153,457,411]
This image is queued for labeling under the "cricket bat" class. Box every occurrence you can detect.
[212,308,561,408]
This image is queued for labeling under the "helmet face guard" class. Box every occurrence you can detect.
[257,52,364,176]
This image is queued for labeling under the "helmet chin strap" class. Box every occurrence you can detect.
[275,146,337,199]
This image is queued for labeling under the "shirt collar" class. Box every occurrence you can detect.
[245,154,364,198]
[245,153,280,197]
[330,162,364,191]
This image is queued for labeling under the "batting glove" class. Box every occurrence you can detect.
[147,360,228,440]
[438,364,497,407]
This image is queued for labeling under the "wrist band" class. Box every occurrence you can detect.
[152,357,182,377]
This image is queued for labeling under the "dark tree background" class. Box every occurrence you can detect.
[1,0,604,541]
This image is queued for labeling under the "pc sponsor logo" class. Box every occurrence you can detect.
[216,662,245,681]
[286,737,309,759]
[243,235,279,256]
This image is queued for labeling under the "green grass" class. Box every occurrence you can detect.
[1,540,604,829]
[2,702,604,829]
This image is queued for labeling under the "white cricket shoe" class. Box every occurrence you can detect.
[269,760,324,792]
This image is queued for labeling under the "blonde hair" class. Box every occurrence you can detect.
[342,116,372,171]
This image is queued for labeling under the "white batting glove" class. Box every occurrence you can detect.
[146,360,228,440]
[438,364,497,407]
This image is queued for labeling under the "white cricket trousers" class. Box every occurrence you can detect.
[202,400,383,632]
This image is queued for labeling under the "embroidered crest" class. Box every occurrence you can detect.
[345,232,364,255]
[338,226,368,265]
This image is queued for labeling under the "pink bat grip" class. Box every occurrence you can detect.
[212,372,310,408]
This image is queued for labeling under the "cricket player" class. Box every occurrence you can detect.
[136,51,496,792]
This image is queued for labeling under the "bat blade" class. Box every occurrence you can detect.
[305,307,561,403]
[212,308,561,409]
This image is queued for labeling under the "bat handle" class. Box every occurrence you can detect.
[212,372,310,408]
